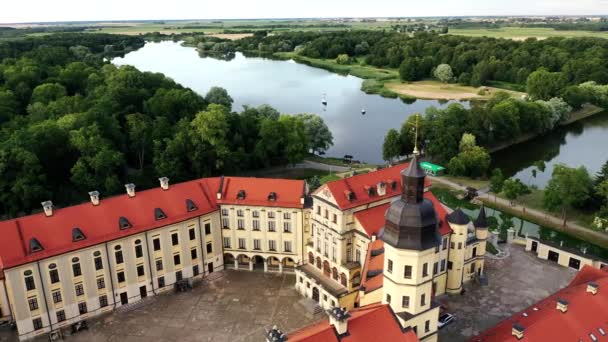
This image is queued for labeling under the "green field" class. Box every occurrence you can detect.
[449,27,608,40]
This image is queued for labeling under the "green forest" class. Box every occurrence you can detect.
[0,33,332,218]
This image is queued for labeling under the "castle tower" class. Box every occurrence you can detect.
[473,206,489,276]
[446,209,470,294]
[381,155,441,342]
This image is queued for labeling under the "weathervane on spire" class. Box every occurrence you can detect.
[413,114,420,156]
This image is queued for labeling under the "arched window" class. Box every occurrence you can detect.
[316,257,322,269]
[308,252,314,264]
[332,267,338,280]
[340,273,347,287]
[323,261,330,277]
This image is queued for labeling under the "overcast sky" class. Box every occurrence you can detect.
[2,0,608,24]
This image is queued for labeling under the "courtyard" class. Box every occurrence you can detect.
[1,272,322,342]
[438,245,576,341]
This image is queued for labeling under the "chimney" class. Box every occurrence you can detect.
[328,307,350,336]
[377,182,386,196]
[217,176,224,200]
[265,325,287,342]
[587,282,599,295]
[511,324,525,340]
[556,298,568,313]
[88,191,100,206]
[125,183,136,198]
[41,201,53,217]
[371,233,377,242]
[159,177,169,190]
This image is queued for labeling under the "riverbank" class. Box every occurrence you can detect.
[487,103,605,153]
[384,80,525,101]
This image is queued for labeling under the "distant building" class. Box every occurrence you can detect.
[525,237,608,271]
[471,265,608,341]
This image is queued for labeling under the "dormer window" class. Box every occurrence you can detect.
[364,185,375,196]
[29,238,43,253]
[118,217,131,230]
[237,190,246,200]
[72,227,86,242]
[389,180,398,190]
[186,199,198,212]
[268,192,277,201]
[344,190,356,201]
[154,208,167,220]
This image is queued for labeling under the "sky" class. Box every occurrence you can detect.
[2,0,608,24]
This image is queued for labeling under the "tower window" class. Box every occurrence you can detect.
[404,265,412,279]
[387,259,393,273]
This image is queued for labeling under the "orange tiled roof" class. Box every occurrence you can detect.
[289,303,419,342]
[318,164,431,211]
[470,265,608,342]
[359,239,385,294]
[217,176,305,208]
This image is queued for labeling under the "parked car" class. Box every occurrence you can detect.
[438,313,455,329]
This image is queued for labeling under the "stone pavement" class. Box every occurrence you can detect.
[438,245,576,341]
[1,271,323,342]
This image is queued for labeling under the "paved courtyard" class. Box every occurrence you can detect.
[1,271,322,342]
[438,245,577,341]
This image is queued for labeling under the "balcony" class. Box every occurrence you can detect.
[296,264,348,298]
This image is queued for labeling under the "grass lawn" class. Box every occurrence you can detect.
[510,189,597,227]
[449,27,608,40]
[439,175,490,190]
[385,80,525,100]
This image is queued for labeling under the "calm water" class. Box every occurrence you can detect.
[114,41,608,186]
[113,41,459,164]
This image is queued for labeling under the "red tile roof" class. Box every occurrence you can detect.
[359,239,385,294]
[289,303,419,342]
[217,176,305,208]
[318,164,431,211]
[354,192,452,238]
[470,265,608,342]
[0,176,305,270]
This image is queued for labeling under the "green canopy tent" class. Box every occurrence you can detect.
[419,161,445,176]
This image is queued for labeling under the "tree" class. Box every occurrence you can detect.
[398,115,419,156]
[502,178,528,206]
[399,58,419,82]
[526,68,566,101]
[31,83,67,104]
[434,64,453,84]
[205,86,234,111]
[191,104,230,169]
[335,54,351,65]
[543,164,593,225]
[447,133,491,178]
[489,168,505,202]
[126,113,152,171]
[459,133,476,152]
[280,115,309,165]
[295,113,333,154]
[0,90,18,123]
[382,129,401,164]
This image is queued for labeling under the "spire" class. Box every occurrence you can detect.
[474,205,488,229]
[447,208,470,225]
[413,113,420,156]
[401,155,426,204]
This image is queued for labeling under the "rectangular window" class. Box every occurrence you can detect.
[268,221,276,232]
[173,254,181,266]
[94,256,103,270]
[237,209,244,217]
[156,259,163,271]
[72,263,82,277]
[404,265,412,279]
[153,238,161,251]
[332,214,337,224]
[189,228,196,240]
[158,276,165,288]
[253,239,261,250]
[283,212,291,220]
[268,211,275,219]
[221,208,228,216]
[421,294,426,306]
[442,238,448,250]
[176,271,183,281]
[135,245,143,258]
[402,296,410,308]
[458,242,462,249]
[387,260,393,273]
[117,271,125,283]
[316,206,321,215]
[78,302,87,315]
[99,295,108,308]
[425,320,430,333]
[115,251,124,264]
[433,262,438,275]
[386,294,391,304]
[191,248,198,260]
[223,237,231,248]
[448,261,453,270]
[204,223,211,235]
[171,233,179,246]
[32,318,43,330]
[49,269,60,284]
[252,211,259,218]
[75,283,84,296]
[193,265,200,276]
[28,297,38,311]
[324,209,328,219]
[237,219,244,230]
[137,265,145,277]
[283,222,291,233]
[284,241,292,253]
[206,243,213,254]
[238,238,246,249]
[450,242,455,249]
[440,259,446,272]
[268,240,276,251]
[422,263,428,277]
[25,275,35,291]
[52,290,62,304]
[97,277,105,290]
[56,310,66,322]
[222,218,229,229]
[252,220,260,231]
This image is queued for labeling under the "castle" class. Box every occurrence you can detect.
[0,158,487,341]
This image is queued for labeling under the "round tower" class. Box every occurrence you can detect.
[445,209,470,294]
[381,156,441,341]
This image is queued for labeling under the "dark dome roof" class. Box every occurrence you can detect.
[474,205,489,228]
[447,209,470,225]
[382,198,441,251]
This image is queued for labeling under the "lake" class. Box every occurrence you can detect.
[113,41,608,187]
[113,41,459,165]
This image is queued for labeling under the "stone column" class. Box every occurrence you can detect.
[279,262,283,273]
[264,260,268,272]
[249,260,254,271]
[234,259,238,270]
